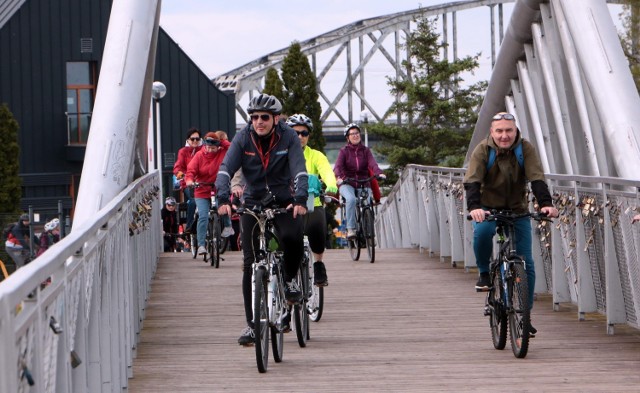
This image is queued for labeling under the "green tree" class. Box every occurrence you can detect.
[263,67,285,104]
[280,42,325,152]
[0,103,22,214]
[370,16,486,179]
[620,0,640,91]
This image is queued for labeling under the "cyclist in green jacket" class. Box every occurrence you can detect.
[287,114,338,286]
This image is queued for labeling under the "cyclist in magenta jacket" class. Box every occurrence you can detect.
[333,123,385,238]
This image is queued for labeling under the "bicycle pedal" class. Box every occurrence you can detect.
[483,306,491,316]
[475,287,490,293]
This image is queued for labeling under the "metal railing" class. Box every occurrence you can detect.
[377,164,640,334]
[0,172,161,393]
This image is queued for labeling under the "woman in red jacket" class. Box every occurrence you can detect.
[173,127,203,232]
[185,132,232,256]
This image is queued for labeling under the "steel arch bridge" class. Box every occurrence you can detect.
[213,0,517,126]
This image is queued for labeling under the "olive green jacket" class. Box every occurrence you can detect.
[463,132,553,213]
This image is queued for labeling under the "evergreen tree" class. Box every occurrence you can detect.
[370,16,486,179]
[280,42,325,152]
[0,103,22,215]
[263,67,286,105]
[620,0,640,91]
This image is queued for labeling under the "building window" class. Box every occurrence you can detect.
[66,62,96,145]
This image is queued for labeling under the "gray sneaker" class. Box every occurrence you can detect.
[197,246,207,255]
[237,326,255,346]
[221,226,235,238]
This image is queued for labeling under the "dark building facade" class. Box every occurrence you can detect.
[0,0,235,222]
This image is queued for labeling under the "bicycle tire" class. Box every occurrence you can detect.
[190,234,198,259]
[362,207,375,263]
[210,214,221,268]
[271,255,285,363]
[508,259,530,358]
[489,264,507,350]
[220,236,229,255]
[294,268,309,347]
[254,267,270,373]
[308,252,324,322]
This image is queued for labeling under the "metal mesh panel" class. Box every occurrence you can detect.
[609,196,638,327]
[578,192,606,313]
[556,191,579,302]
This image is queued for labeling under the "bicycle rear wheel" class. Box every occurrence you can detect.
[253,267,270,372]
[488,266,507,350]
[362,207,375,263]
[190,234,198,259]
[508,260,530,358]
[308,252,324,322]
[294,268,309,347]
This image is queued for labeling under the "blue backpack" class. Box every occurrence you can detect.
[486,143,524,172]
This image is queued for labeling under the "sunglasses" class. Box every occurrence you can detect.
[492,113,515,121]
[250,114,272,122]
[189,137,201,141]
[296,131,310,137]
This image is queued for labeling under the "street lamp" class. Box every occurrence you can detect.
[360,110,371,147]
[152,81,167,194]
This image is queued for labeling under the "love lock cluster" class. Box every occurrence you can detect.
[129,186,160,236]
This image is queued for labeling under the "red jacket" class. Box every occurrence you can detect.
[185,140,230,198]
[333,142,382,189]
[173,145,203,189]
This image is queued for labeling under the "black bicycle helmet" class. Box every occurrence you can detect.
[286,114,313,131]
[344,123,361,137]
[247,94,282,115]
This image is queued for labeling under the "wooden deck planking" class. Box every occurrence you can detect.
[128,248,640,392]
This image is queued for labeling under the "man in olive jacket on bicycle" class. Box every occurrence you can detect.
[216,94,308,346]
[463,112,558,334]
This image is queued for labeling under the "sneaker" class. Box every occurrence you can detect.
[284,280,302,304]
[347,228,356,239]
[221,226,235,238]
[237,326,255,346]
[197,246,207,255]
[475,272,491,291]
[313,261,328,287]
[530,324,537,338]
[282,310,291,333]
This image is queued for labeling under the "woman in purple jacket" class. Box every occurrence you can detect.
[333,123,385,238]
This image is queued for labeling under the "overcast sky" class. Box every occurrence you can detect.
[158,1,625,123]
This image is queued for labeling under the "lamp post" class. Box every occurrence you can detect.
[360,110,370,147]
[152,81,167,194]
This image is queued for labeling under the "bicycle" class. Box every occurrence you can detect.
[340,176,379,263]
[190,182,229,268]
[293,236,312,346]
[468,210,550,359]
[236,205,290,373]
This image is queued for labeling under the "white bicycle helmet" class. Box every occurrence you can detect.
[44,218,60,231]
[344,123,361,137]
[286,114,313,131]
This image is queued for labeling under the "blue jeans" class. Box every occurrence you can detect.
[472,217,535,309]
[339,185,372,230]
[194,197,231,246]
[184,187,196,229]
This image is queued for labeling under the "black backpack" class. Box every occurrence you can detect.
[3,222,17,240]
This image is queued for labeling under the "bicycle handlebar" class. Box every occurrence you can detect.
[343,175,383,184]
[188,181,216,188]
[466,210,551,223]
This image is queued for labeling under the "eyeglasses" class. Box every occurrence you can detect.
[348,132,360,136]
[492,113,515,121]
[189,137,201,141]
[296,131,310,137]
[250,114,272,122]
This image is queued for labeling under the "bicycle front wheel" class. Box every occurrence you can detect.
[254,267,270,372]
[308,254,324,322]
[210,214,221,268]
[348,236,360,261]
[489,266,507,350]
[362,207,375,263]
[190,234,198,259]
[508,260,531,358]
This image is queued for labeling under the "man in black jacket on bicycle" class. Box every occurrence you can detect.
[216,94,308,346]
[464,112,558,334]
